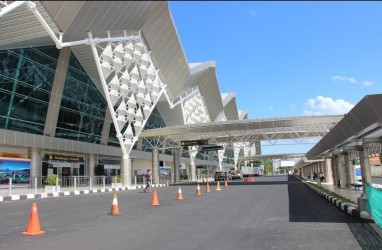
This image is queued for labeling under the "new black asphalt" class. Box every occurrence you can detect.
[0,175,380,250]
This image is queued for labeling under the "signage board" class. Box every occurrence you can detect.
[46,154,84,163]
[181,140,209,147]
[200,145,224,151]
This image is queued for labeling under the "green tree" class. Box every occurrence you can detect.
[263,159,273,175]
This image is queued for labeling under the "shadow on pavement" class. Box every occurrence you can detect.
[287,175,369,223]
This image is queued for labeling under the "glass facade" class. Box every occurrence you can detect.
[0,46,59,134]
[55,53,106,144]
[0,45,231,165]
[141,106,167,152]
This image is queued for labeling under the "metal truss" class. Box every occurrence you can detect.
[87,32,168,156]
[140,115,343,150]
[0,1,25,17]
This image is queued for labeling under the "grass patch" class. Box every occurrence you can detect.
[306,182,357,205]
[293,175,357,205]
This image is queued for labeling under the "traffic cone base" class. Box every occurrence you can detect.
[177,186,183,200]
[108,193,122,215]
[151,190,160,206]
[22,202,45,236]
[216,181,221,191]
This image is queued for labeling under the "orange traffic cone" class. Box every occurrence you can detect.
[151,189,160,206]
[108,193,121,216]
[225,179,228,189]
[195,183,202,196]
[22,202,45,236]
[206,182,211,193]
[216,181,221,191]
[176,186,183,200]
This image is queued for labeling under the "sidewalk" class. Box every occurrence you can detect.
[313,181,363,205]
[299,177,373,221]
[0,183,166,202]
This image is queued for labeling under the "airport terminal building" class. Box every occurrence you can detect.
[0,1,249,187]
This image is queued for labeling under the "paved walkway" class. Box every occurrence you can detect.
[310,181,363,205]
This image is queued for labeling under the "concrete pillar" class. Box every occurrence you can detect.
[189,146,197,181]
[44,47,71,137]
[152,148,159,184]
[338,154,347,188]
[344,153,354,187]
[331,156,338,186]
[30,149,42,188]
[324,158,333,184]
[173,148,181,183]
[359,146,372,193]
[120,156,131,187]
[185,163,190,181]
[87,154,96,177]
[100,109,112,145]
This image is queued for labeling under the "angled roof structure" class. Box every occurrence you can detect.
[0,1,190,101]
[306,94,382,160]
[222,93,239,120]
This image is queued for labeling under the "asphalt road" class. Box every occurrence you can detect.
[0,175,380,250]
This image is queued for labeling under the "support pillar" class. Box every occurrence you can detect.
[43,47,71,137]
[344,153,354,187]
[185,163,190,181]
[338,154,347,188]
[359,146,372,193]
[30,149,42,188]
[331,155,338,186]
[324,158,333,184]
[87,154,96,177]
[100,109,112,145]
[189,146,197,181]
[120,156,131,187]
[152,148,159,185]
[173,148,181,183]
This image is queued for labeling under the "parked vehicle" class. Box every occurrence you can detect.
[229,170,243,180]
[241,166,264,177]
[214,171,225,181]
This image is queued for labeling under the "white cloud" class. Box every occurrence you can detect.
[363,80,374,87]
[303,96,354,115]
[331,75,357,84]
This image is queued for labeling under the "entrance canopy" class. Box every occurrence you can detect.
[140,115,344,149]
[239,153,305,161]
[306,94,382,160]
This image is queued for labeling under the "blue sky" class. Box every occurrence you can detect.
[169,1,382,154]
[169,1,382,119]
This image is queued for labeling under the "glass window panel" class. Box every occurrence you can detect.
[56,53,106,144]
[0,46,59,134]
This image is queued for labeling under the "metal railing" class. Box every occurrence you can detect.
[0,174,214,196]
[0,176,127,196]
